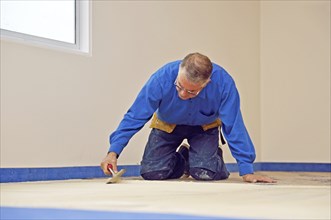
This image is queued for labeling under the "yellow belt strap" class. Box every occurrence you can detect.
[149,113,222,133]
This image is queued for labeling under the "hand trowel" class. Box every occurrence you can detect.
[106,164,126,184]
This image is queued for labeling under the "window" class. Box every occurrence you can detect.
[0,0,90,54]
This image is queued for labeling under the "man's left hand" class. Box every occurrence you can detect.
[242,174,277,183]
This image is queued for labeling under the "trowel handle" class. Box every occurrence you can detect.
[107,164,115,175]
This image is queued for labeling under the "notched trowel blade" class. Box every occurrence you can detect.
[106,168,126,184]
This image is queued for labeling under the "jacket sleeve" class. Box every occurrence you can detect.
[219,78,256,176]
[109,75,162,156]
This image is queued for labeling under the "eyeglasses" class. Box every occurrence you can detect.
[174,79,203,96]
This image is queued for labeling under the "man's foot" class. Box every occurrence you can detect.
[177,143,190,178]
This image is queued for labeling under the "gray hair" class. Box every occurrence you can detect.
[180,53,213,84]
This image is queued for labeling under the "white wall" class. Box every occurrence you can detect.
[1,1,260,167]
[1,1,329,169]
[260,1,330,162]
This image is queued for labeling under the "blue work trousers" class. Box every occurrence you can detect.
[140,125,230,180]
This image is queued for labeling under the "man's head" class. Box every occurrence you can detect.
[175,53,212,100]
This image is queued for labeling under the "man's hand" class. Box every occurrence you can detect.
[100,152,118,175]
[242,173,277,183]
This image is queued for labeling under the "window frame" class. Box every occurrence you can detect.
[0,0,91,55]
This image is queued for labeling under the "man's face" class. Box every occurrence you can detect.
[174,71,209,100]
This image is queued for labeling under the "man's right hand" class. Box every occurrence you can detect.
[100,152,118,175]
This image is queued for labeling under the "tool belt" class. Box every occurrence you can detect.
[149,113,226,145]
[149,113,222,133]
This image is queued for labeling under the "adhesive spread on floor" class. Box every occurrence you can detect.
[1,172,330,220]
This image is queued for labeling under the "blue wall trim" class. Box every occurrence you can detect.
[259,162,331,172]
[0,165,140,183]
[225,162,331,172]
[1,163,330,183]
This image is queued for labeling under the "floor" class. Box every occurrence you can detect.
[1,172,330,220]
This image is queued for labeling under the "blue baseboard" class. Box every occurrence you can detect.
[225,162,331,172]
[259,162,331,172]
[0,165,140,183]
[1,163,330,183]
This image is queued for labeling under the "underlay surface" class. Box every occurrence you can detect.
[1,172,330,220]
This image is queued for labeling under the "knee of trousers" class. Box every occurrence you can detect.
[141,170,170,180]
[190,167,229,181]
